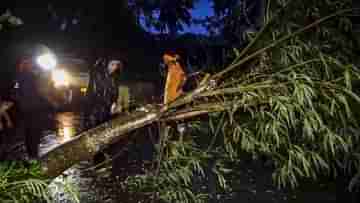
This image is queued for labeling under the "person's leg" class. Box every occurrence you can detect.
[0,116,4,131]
[25,128,40,158]
[99,105,111,123]
[0,131,4,159]
[3,111,13,129]
[25,116,43,159]
[15,114,32,159]
[25,127,36,158]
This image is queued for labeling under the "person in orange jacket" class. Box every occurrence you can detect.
[162,51,187,105]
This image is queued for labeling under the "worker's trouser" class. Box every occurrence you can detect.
[83,104,112,130]
[17,112,47,158]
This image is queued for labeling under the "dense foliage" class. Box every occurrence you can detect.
[122,0,360,202]
[0,9,22,31]
[0,161,50,203]
[1,0,359,202]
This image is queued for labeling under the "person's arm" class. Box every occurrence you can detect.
[109,79,119,114]
[0,101,14,129]
[3,110,13,129]
[113,83,119,104]
[177,70,187,92]
[86,67,96,97]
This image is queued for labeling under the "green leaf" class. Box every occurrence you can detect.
[344,69,352,90]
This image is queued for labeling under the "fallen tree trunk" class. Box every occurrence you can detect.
[40,101,230,178]
[40,110,160,178]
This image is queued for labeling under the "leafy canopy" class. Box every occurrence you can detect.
[123,0,360,202]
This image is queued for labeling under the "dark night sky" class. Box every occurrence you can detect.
[141,0,214,35]
[184,0,214,34]
[1,0,215,35]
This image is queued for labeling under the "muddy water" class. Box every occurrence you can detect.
[40,112,81,155]
[40,112,115,203]
[43,112,88,203]
[45,111,154,203]
[21,111,146,203]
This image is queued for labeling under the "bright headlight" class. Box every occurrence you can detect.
[37,53,57,70]
[52,69,70,88]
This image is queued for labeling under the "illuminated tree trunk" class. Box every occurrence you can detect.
[40,102,229,178]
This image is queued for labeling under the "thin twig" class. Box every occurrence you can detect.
[212,8,353,80]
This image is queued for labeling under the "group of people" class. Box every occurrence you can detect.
[1,50,188,161]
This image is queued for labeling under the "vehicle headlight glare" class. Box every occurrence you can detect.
[52,69,70,87]
[37,53,57,70]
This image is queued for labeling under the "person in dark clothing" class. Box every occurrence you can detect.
[83,57,124,166]
[84,57,123,129]
[15,58,55,159]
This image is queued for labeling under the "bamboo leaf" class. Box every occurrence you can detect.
[344,69,352,90]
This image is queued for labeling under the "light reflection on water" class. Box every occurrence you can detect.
[55,112,79,143]
[39,112,82,155]
[48,112,119,203]
[48,112,97,203]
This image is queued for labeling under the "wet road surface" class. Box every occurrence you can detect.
[40,112,94,203]
[40,112,82,155]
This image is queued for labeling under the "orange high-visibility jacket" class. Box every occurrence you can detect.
[163,53,187,105]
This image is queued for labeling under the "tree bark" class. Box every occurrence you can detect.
[40,101,231,178]
[40,110,160,178]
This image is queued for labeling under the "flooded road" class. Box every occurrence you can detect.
[40,112,90,203]
[38,112,117,203]
[40,112,81,155]
[1,111,145,203]
[45,112,150,203]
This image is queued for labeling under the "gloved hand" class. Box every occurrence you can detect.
[111,102,117,115]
